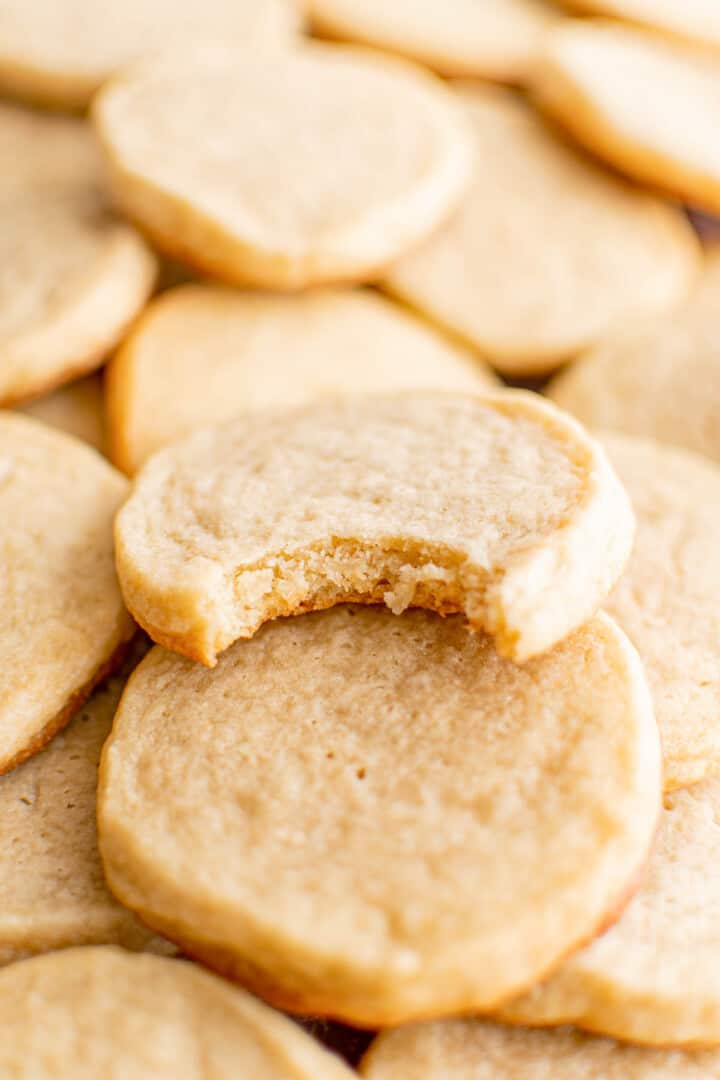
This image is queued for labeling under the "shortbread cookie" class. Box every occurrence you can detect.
[108,285,497,474]
[383,85,699,377]
[17,374,106,455]
[115,391,634,665]
[361,1020,720,1078]
[98,606,660,1026]
[500,778,720,1046]
[0,946,356,1078]
[0,105,156,407]
[533,21,720,213]
[93,44,472,290]
[0,0,300,110]
[0,412,133,773]
[307,0,556,83]
[548,251,720,463]
[558,0,720,52]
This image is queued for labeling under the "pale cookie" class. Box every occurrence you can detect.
[98,607,660,1026]
[92,44,473,290]
[107,285,497,474]
[307,0,557,83]
[0,0,300,110]
[0,105,156,407]
[0,946,356,1078]
[0,412,133,773]
[499,778,720,1046]
[17,374,106,455]
[361,1020,720,1078]
[533,21,720,214]
[557,0,720,53]
[548,250,720,464]
[114,390,634,666]
[383,84,699,377]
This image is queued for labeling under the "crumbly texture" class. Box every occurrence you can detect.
[107,285,497,474]
[114,390,634,666]
[532,21,720,214]
[98,606,660,1026]
[17,374,106,455]
[382,84,699,377]
[548,250,720,464]
[361,1021,720,1078]
[557,0,720,52]
[307,0,557,83]
[0,0,300,109]
[92,44,473,290]
[0,947,356,1078]
[499,778,720,1046]
[0,104,156,407]
[0,412,134,771]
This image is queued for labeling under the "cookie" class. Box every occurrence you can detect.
[361,1020,720,1078]
[17,374,106,455]
[499,778,720,1046]
[0,946,356,1078]
[533,21,720,214]
[382,84,699,377]
[306,0,556,83]
[0,412,133,773]
[0,0,300,110]
[92,44,473,289]
[557,0,720,52]
[548,250,720,464]
[0,105,156,407]
[114,390,634,666]
[98,607,660,1026]
[107,285,498,474]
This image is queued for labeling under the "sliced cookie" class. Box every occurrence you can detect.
[17,374,106,455]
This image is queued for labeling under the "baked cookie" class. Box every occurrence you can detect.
[557,0,720,53]
[17,374,106,455]
[548,250,720,464]
[499,778,720,1046]
[114,390,634,665]
[98,607,660,1026]
[382,84,699,377]
[533,21,720,213]
[361,1020,720,1078]
[0,946,356,1078]
[0,412,133,773]
[0,105,156,407]
[306,0,557,83]
[107,285,497,474]
[0,0,300,110]
[92,44,472,290]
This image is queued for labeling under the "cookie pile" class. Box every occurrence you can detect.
[2,1,720,1076]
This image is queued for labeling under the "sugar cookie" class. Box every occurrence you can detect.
[17,374,106,455]
[558,0,720,53]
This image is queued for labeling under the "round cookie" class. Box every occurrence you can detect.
[548,250,720,464]
[361,1020,720,1078]
[557,0,720,53]
[107,285,497,474]
[114,390,634,666]
[92,44,473,290]
[532,21,720,214]
[382,84,699,377]
[0,946,356,1078]
[306,0,557,83]
[98,606,660,1026]
[0,105,156,407]
[0,412,133,773]
[499,778,720,1046]
[17,374,106,455]
[0,0,300,110]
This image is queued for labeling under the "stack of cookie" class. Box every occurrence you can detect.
[1,1,720,1076]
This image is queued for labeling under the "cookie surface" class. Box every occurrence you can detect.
[548,250,720,463]
[533,21,720,213]
[98,607,660,1026]
[361,1020,720,1078]
[0,0,299,109]
[558,0,720,52]
[93,44,472,290]
[0,105,156,407]
[383,84,699,376]
[115,390,634,666]
[0,412,133,773]
[307,0,556,83]
[108,285,497,474]
[0,946,355,1078]
[18,374,106,455]
[500,778,720,1046]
